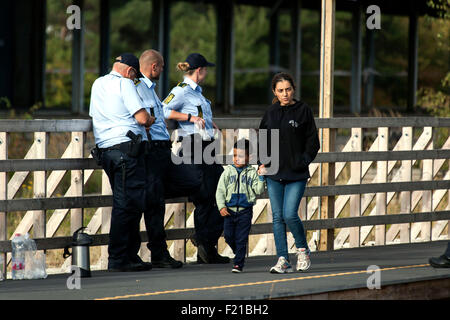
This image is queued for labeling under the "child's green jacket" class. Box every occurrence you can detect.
[216,164,266,213]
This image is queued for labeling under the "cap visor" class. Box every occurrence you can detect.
[206,62,215,67]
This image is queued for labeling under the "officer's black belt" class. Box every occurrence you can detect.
[99,141,133,154]
[150,140,172,148]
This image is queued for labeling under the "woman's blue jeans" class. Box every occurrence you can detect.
[267,178,309,260]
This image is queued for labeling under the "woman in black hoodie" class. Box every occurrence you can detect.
[259,72,320,273]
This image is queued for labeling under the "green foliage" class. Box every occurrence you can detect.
[169,2,217,96]
[417,0,450,117]
[39,0,450,113]
[417,72,450,117]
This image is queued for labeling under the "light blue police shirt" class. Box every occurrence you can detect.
[89,71,148,148]
[162,76,214,140]
[135,75,170,141]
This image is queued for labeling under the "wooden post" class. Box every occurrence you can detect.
[33,132,47,240]
[100,171,112,269]
[268,5,280,102]
[375,127,388,245]
[448,186,450,241]
[400,127,413,243]
[0,132,7,279]
[364,30,375,109]
[266,202,276,255]
[216,0,235,114]
[70,132,84,234]
[151,0,171,98]
[407,7,419,113]
[173,203,186,262]
[318,0,336,251]
[349,128,362,247]
[99,0,111,76]
[72,0,85,114]
[350,3,362,114]
[290,0,302,100]
[419,127,433,241]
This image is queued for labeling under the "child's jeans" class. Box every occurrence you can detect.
[223,207,253,268]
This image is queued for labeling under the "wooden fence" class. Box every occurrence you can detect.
[0,117,449,276]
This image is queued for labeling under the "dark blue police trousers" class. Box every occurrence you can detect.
[143,144,204,260]
[101,148,148,268]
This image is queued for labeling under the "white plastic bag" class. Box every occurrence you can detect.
[24,233,47,279]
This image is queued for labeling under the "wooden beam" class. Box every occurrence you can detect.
[350,2,362,114]
[363,29,375,109]
[268,6,280,101]
[407,5,419,113]
[0,132,7,279]
[349,128,362,247]
[152,0,171,98]
[375,127,388,245]
[72,0,85,114]
[32,132,47,240]
[290,0,302,100]
[216,0,235,114]
[318,0,336,251]
[70,132,84,234]
[99,0,110,76]
[0,117,449,133]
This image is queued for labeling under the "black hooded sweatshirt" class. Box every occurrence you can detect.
[259,100,320,182]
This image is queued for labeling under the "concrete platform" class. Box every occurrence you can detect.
[0,240,448,301]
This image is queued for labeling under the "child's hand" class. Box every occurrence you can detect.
[220,207,230,217]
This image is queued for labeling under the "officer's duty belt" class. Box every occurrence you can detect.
[99,141,133,154]
[150,140,172,148]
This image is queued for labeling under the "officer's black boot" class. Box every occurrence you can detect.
[197,243,230,264]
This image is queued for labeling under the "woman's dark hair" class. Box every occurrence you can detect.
[271,72,296,104]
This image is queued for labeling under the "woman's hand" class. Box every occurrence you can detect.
[220,207,230,217]
[258,164,267,176]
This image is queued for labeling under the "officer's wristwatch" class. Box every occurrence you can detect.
[187,113,192,122]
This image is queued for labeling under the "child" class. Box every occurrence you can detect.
[216,139,266,272]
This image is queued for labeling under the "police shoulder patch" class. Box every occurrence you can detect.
[163,93,175,104]
[177,82,188,88]
[134,79,141,85]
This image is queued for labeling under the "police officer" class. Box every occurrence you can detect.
[162,53,229,264]
[89,53,155,272]
[136,49,203,268]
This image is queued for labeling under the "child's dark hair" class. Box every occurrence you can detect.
[233,139,251,156]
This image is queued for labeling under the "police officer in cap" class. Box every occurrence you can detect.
[162,53,229,264]
[89,53,155,272]
[135,49,204,268]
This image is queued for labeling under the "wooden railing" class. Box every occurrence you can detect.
[0,117,449,276]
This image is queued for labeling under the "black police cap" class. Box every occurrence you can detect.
[115,53,143,78]
[185,53,215,69]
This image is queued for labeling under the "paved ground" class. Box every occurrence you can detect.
[0,240,449,300]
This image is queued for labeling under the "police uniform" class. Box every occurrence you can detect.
[162,56,228,264]
[135,75,202,267]
[89,60,151,271]
[162,76,215,140]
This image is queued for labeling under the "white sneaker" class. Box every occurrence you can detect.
[270,256,293,274]
[296,248,311,271]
